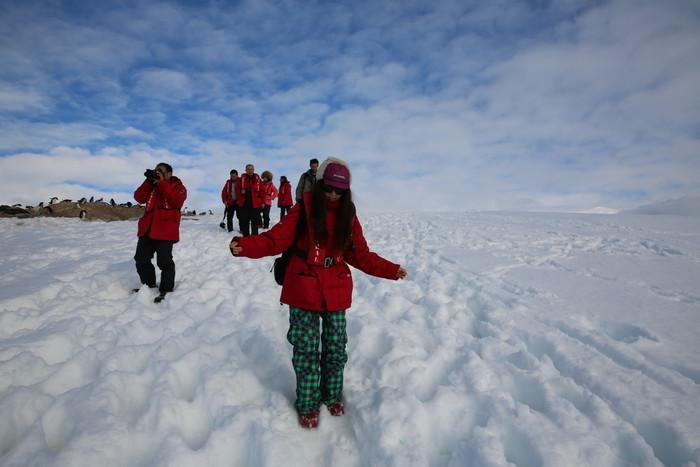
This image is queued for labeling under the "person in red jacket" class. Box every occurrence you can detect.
[221,169,239,232]
[230,157,407,429]
[277,175,293,220]
[133,163,187,303]
[236,163,264,236]
[260,170,278,229]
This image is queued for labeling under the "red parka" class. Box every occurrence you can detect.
[236,173,264,209]
[234,193,400,311]
[262,181,278,206]
[221,179,238,206]
[134,177,187,242]
[278,181,293,207]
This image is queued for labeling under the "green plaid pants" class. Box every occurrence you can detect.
[287,307,348,414]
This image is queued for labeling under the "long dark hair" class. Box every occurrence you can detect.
[311,180,355,253]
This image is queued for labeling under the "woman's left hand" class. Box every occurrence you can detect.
[396,266,407,280]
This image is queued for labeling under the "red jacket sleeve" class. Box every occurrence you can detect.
[345,216,400,280]
[271,183,278,200]
[221,181,232,205]
[156,179,187,209]
[134,180,153,204]
[235,203,302,258]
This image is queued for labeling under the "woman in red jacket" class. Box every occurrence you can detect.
[277,175,293,219]
[230,157,407,429]
[260,170,278,229]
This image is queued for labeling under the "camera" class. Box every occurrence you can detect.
[144,169,157,183]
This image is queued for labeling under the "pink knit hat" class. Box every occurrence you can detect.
[317,157,351,190]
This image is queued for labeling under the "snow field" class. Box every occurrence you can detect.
[1,212,699,466]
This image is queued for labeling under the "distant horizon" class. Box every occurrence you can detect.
[4,193,700,218]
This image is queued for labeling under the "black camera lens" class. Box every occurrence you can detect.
[144,169,157,182]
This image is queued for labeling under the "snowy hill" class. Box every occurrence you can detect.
[1,212,699,466]
[624,195,700,217]
[576,206,619,214]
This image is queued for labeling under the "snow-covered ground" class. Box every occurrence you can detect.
[1,211,699,467]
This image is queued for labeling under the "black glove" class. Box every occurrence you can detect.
[144,169,157,184]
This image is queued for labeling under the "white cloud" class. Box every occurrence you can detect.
[0,83,48,113]
[115,126,152,139]
[131,69,193,101]
[0,122,107,151]
[0,145,206,206]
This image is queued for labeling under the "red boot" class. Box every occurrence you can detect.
[298,410,320,429]
[327,402,345,416]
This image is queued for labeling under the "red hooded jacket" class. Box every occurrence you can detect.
[261,181,278,206]
[236,173,264,209]
[278,181,293,207]
[234,193,400,311]
[134,177,187,242]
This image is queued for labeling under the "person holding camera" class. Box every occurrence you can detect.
[133,163,187,303]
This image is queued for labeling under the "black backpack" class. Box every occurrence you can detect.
[272,201,307,285]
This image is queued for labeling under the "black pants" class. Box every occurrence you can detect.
[261,205,272,228]
[225,204,238,232]
[238,206,260,237]
[280,206,291,220]
[134,236,175,293]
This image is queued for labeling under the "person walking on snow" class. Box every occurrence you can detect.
[295,157,318,203]
[278,175,293,220]
[236,163,264,236]
[221,169,239,232]
[260,170,278,229]
[230,157,407,429]
[133,162,187,303]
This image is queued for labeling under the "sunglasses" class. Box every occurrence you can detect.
[323,184,347,195]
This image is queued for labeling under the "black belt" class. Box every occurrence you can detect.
[291,246,335,268]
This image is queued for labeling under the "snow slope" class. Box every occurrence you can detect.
[1,212,699,467]
[624,195,700,217]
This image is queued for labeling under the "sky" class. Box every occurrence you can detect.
[0,0,699,212]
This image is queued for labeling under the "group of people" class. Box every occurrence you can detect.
[220,158,319,236]
[131,157,407,429]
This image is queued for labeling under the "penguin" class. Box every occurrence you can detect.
[110,198,116,207]
[89,196,94,203]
